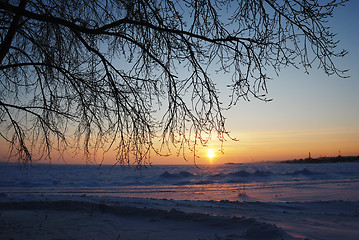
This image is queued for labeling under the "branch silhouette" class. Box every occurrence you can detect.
[0,0,348,165]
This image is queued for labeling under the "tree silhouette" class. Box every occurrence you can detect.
[0,0,348,165]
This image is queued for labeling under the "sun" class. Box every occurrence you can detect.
[207,149,215,160]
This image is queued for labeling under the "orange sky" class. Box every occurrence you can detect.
[1,123,358,165]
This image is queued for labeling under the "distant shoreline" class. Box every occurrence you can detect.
[280,155,359,164]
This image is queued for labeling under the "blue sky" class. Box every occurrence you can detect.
[209,0,359,163]
[1,1,357,165]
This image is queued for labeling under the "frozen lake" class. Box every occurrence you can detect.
[1,162,359,202]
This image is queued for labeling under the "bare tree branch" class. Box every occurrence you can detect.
[0,0,348,165]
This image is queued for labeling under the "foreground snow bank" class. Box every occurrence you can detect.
[0,198,289,240]
[2,194,359,239]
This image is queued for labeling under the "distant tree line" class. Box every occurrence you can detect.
[282,155,359,164]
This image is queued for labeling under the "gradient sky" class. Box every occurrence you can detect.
[154,1,359,165]
[1,1,358,165]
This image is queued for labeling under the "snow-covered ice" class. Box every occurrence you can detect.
[1,162,359,239]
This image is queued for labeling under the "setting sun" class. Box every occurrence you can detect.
[207,149,215,160]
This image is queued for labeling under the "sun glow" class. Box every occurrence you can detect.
[207,149,215,162]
